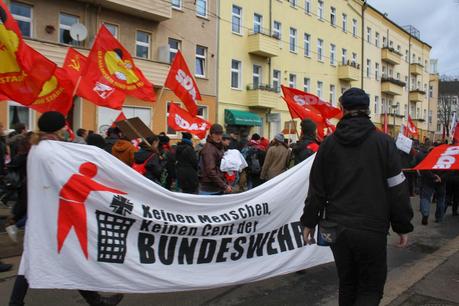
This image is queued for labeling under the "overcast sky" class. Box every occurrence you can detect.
[367,0,459,76]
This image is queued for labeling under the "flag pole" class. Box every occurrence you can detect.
[156,86,166,106]
[72,75,82,97]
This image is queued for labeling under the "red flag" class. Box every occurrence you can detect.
[164,50,201,116]
[383,113,388,134]
[167,103,210,139]
[406,115,418,138]
[453,125,459,145]
[79,25,155,108]
[27,68,74,116]
[111,111,127,128]
[63,48,87,86]
[413,145,459,170]
[283,97,328,139]
[0,1,56,104]
[281,85,342,119]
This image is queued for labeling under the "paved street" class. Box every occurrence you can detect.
[1,197,459,306]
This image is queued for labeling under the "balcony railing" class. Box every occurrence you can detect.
[381,47,402,65]
[247,83,279,92]
[409,88,426,95]
[382,46,403,57]
[246,83,279,109]
[247,29,280,57]
[381,76,406,87]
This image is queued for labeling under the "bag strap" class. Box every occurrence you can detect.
[142,152,155,166]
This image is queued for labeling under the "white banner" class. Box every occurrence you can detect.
[21,141,333,293]
[396,133,413,154]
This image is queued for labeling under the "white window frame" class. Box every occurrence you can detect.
[352,18,357,37]
[305,0,311,14]
[304,77,310,92]
[342,13,347,32]
[330,7,336,26]
[273,70,281,92]
[342,48,347,65]
[304,33,310,57]
[273,21,281,39]
[375,62,380,80]
[317,81,323,98]
[289,0,297,8]
[231,59,242,90]
[196,0,208,18]
[135,30,151,59]
[352,52,357,65]
[330,84,336,105]
[289,74,296,88]
[168,37,181,63]
[317,38,323,61]
[252,64,262,87]
[231,5,242,34]
[366,59,371,78]
[11,1,33,38]
[195,45,207,78]
[59,13,80,45]
[367,27,371,43]
[289,27,297,53]
[375,96,379,115]
[375,32,380,47]
[7,101,33,130]
[172,0,182,10]
[253,13,263,33]
[103,22,119,38]
[317,0,324,20]
[330,43,336,65]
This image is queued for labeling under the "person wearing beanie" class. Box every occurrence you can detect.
[260,133,290,181]
[176,132,199,194]
[292,119,319,165]
[8,111,124,306]
[301,87,413,306]
[199,123,231,194]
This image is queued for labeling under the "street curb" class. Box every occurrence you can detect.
[382,234,459,305]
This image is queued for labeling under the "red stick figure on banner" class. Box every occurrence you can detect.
[57,162,126,259]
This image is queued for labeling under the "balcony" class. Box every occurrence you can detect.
[410,63,424,75]
[246,84,279,109]
[79,0,171,21]
[381,47,402,65]
[247,30,280,57]
[409,89,426,102]
[26,38,170,86]
[381,77,405,96]
[338,62,360,82]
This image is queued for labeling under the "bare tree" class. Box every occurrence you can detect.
[437,95,454,137]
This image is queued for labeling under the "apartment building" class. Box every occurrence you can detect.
[218,0,363,138]
[0,0,217,139]
[428,60,440,141]
[363,5,431,140]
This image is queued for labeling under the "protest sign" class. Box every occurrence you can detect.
[21,141,332,293]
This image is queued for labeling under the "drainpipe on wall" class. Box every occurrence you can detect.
[267,0,273,139]
[408,34,412,117]
[361,1,367,89]
[216,0,221,126]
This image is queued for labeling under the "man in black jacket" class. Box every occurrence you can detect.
[301,88,413,306]
[292,119,319,165]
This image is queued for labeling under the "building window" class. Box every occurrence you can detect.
[289,0,297,7]
[197,105,208,121]
[396,72,400,80]
[196,0,207,18]
[389,40,394,48]
[423,109,427,120]
[429,110,432,124]
[330,44,336,65]
[253,13,263,33]
[375,63,379,80]
[232,5,242,34]
[273,21,281,39]
[383,36,387,47]
[289,74,296,88]
[305,0,311,14]
[381,98,386,114]
[8,101,31,130]
[252,65,262,87]
[341,48,347,65]
[404,104,408,117]
[366,59,371,78]
[195,45,207,77]
[304,77,310,92]
[330,7,336,26]
[273,70,281,92]
[317,38,323,61]
[429,85,433,98]
[59,13,80,45]
[103,23,118,38]
[317,1,324,20]
[342,14,347,32]
[11,2,32,38]
[375,32,380,47]
[330,84,336,105]
[289,27,297,53]
[352,52,357,65]
[352,19,357,37]
[418,56,421,64]
[231,60,241,89]
[397,45,401,53]
[172,0,182,9]
[366,27,371,43]
[166,102,181,135]
[303,33,310,57]
[374,96,379,115]
[168,38,181,63]
[405,50,409,62]
[317,81,323,98]
[135,31,151,59]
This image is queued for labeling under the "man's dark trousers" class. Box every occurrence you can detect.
[330,228,387,306]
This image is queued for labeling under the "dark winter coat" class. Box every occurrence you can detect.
[199,136,227,192]
[175,140,199,193]
[300,115,414,234]
[134,148,164,184]
[292,136,319,165]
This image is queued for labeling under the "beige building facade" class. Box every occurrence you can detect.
[1,0,217,140]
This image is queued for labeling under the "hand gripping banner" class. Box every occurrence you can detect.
[21,141,333,293]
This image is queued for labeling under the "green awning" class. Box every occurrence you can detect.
[225,109,263,126]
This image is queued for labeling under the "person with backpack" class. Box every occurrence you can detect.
[132,136,165,185]
[242,134,266,190]
[175,132,199,194]
[292,119,319,165]
[260,133,290,181]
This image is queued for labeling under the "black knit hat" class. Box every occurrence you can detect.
[301,119,317,135]
[182,132,192,140]
[209,123,223,135]
[38,111,66,133]
[339,88,370,110]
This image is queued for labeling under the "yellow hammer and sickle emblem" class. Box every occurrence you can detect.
[69,56,80,71]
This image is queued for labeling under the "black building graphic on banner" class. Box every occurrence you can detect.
[96,195,135,263]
